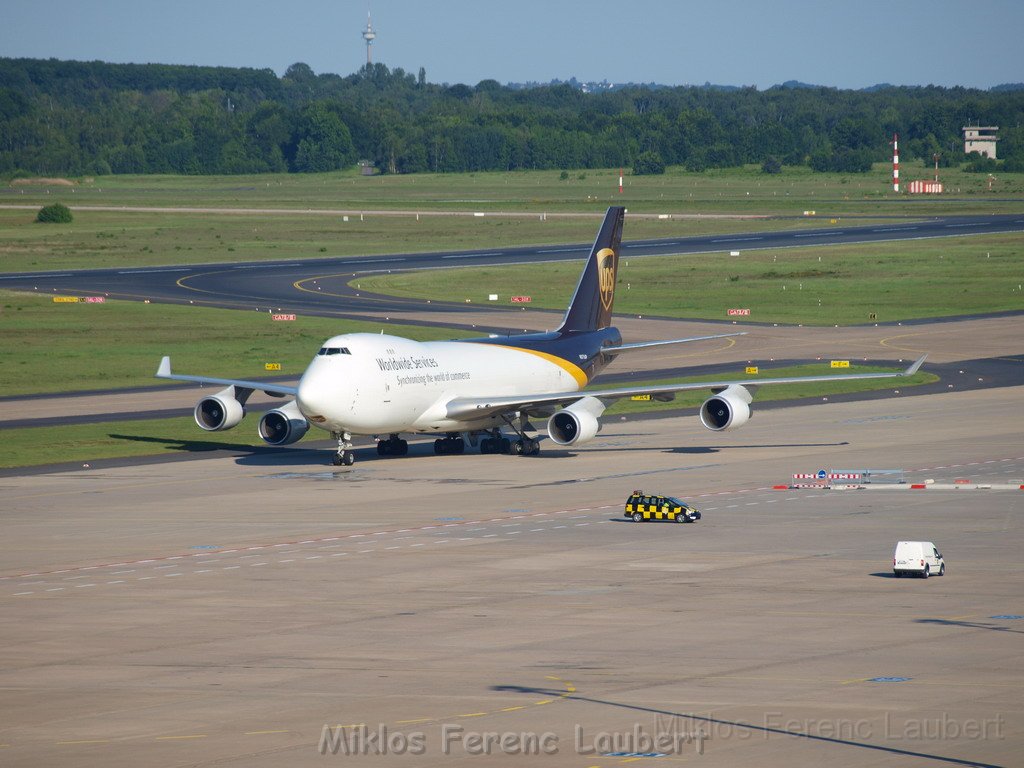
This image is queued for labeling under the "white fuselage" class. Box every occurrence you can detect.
[295,333,585,435]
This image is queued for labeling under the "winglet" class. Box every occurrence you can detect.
[902,354,927,376]
[156,356,172,378]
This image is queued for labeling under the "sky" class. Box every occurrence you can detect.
[2,0,1022,90]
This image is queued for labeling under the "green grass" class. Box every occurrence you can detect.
[4,164,1023,216]
[0,415,277,469]
[359,233,1024,325]
[0,364,936,469]
[0,290,471,396]
[3,165,1020,273]
[0,206,902,273]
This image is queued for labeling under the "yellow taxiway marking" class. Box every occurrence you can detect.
[499,706,525,712]
[155,734,207,741]
[879,332,930,354]
[57,739,112,745]
[243,730,290,735]
[396,718,432,725]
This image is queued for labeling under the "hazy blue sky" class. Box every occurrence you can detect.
[3,0,1022,89]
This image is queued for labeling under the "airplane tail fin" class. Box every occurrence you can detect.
[558,206,624,332]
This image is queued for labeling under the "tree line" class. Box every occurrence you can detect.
[2,57,1023,177]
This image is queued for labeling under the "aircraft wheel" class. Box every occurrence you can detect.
[341,451,355,466]
[376,442,388,456]
[331,454,344,466]
[480,438,493,454]
[434,439,445,455]
[512,440,525,456]
[396,440,408,456]
[500,438,512,454]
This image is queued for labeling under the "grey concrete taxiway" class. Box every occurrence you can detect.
[1,384,1022,767]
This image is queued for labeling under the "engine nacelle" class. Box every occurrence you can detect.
[258,400,310,446]
[700,385,752,431]
[547,396,606,446]
[194,387,245,431]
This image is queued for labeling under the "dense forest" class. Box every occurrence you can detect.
[2,57,1023,177]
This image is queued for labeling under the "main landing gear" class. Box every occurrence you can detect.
[511,438,540,456]
[479,434,511,454]
[376,434,408,456]
[331,431,355,466]
[481,418,541,457]
[434,434,465,455]
[480,435,539,455]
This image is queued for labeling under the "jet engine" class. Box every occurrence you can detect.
[699,384,752,431]
[258,400,310,446]
[194,386,246,431]
[547,396,606,446]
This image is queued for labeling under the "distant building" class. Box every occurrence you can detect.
[963,126,999,158]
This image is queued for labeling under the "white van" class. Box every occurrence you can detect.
[893,541,945,578]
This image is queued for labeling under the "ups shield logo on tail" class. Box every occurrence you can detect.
[597,248,617,312]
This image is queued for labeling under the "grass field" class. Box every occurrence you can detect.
[0,207,902,273]
[359,233,1024,325]
[0,290,471,396]
[3,163,1023,219]
[0,363,936,469]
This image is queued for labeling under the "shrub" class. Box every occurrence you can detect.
[633,151,665,175]
[36,203,73,223]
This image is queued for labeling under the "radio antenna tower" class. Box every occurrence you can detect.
[362,10,377,66]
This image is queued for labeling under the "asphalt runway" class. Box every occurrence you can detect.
[2,385,1021,767]
[2,213,1023,325]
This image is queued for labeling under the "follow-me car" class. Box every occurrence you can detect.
[157,206,926,465]
[625,491,702,523]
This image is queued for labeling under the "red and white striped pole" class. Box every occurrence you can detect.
[892,133,900,192]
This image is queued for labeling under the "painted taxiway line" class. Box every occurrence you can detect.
[5,455,1023,589]
[11,496,821,596]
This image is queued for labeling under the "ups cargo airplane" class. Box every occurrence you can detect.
[157,206,925,465]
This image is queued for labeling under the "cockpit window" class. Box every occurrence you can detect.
[316,347,351,356]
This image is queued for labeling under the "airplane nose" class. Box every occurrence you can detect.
[296,367,332,422]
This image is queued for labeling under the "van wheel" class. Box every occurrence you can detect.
[632,512,643,523]
[938,564,945,576]
[922,565,930,579]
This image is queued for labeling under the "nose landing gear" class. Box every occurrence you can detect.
[331,431,355,466]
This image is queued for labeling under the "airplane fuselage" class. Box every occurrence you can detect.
[295,332,615,435]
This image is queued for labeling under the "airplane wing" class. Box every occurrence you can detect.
[445,355,927,421]
[155,356,297,397]
[602,332,746,354]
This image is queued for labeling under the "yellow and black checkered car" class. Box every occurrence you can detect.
[625,492,701,523]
